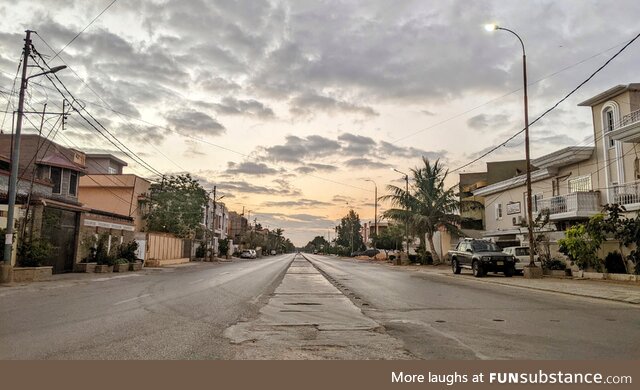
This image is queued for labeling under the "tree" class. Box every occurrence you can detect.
[381,158,460,264]
[305,236,330,253]
[146,174,208,238]
[335,209,364,254]
[371,224,404,258]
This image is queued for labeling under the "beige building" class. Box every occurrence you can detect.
[473,83,640,247]
[78,154,151,232]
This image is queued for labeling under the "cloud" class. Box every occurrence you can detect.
[262,198,332,208]
[289,92,378,118]
[213,96,275,118]
[226,161,281,176]
[164,108,225,136]
[466,113,511,130]
[260,135,341,163]
[294,163,338,174]
[344,157,392,169]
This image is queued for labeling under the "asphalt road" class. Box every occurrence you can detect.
[304,254,640,360]
[0,254,294,359]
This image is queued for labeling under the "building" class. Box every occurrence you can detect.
[78,154,151,233]
[1,136,137,273]
[202,198,229,255]
[228,211,248,244]
[458,160,527,230]
[473,83,640,250]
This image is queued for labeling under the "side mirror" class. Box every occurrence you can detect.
[466,249,472,253]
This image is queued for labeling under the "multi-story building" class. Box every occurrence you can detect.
[473,83,640,250]
[228,211,248,244]
[78,154,151,233]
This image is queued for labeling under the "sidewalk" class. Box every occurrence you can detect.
[351,257,640,305]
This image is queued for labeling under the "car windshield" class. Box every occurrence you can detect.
[471,241,501,252]
[515,248,530,256]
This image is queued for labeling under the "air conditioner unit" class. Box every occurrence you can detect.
[512,216,525,226]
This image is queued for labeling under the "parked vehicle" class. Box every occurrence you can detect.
[449,238,516,277]
[502,246,541,274]
[240,249,257,259]
[270,250,276,255]
[362,249,380,257]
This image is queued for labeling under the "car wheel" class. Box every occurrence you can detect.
[452,259,461,274]
[472,261,484,277]
[504,265,515,277]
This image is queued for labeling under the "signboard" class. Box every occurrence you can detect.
[506,202,521,215]
[84,219,135,231]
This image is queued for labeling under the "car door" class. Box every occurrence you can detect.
[458,242,471,266]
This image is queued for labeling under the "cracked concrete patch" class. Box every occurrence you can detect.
[224,254,411,359]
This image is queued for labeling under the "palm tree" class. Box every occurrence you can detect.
[381,157,461,264]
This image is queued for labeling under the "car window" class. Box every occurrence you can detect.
[515,248,529,256]
[471,241,501,252]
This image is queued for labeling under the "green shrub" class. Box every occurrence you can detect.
[544,258,567,271]
[196,243,206,258]
[17,238,52,267]
[114,258,129,265]
[115,241,138,262]
[558,224,602,271]
[604,251,626,274]
[219,238,229,256]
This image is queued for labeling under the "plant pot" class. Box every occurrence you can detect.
[113,263,129,272]
[74,262,97,273]
[129,261,143,271]
[12,266,53,282]
[94,265,113,273]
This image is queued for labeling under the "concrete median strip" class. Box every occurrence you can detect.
[224,255,411,359]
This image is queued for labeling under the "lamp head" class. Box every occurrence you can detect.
[484,23,498,32]
[50,65,67,73]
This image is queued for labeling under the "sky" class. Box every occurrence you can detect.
[1,0,639,245]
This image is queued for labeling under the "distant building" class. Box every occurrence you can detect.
[228,211,248,243]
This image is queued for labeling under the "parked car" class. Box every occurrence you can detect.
[270,250,277,255]
[502,246,541,273]
[240,249,257,259]
[362,249,380,258]
[449,238,516,277]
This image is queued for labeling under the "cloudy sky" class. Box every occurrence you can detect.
[1,0,639,245]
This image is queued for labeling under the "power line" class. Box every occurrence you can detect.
[49,0,119,62]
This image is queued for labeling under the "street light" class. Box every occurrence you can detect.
[392,168,410,255]
[3,30,66,270]
[485,23,539,276]
[364,179,378,247]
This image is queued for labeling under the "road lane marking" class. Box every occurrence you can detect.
[189,278,205,285]
[220,272,230,275]
[113,294,151,306]
[93,274,142,282]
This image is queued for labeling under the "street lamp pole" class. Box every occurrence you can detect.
[393,169,410,255]
[3,30,66,269]
[365,179,378,248]
[485,24,537,272]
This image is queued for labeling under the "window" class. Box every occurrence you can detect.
[108,166,117,174]
[69,171,78,197]
[604,108,615,148]
[568,175,592,193]
[50,167,62,194]
[532,193,543,213]
[495,203,503,220]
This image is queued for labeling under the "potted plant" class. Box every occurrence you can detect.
[113,240,142,270]
[75,234,99,273]
[14,238,54,282]
[113,258,129,272]
[219,238,230,260]
[93,234,114,273]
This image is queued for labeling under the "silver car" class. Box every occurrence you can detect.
[502,246,541,273]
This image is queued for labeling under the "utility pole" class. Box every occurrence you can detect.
[3,30,32,271]
[204,189,210,260]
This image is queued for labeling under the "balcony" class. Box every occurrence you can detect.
[535,191,601,221]
[610,108,640,143]
[609,181,640,211]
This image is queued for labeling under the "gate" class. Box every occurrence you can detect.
[40,207,78,273]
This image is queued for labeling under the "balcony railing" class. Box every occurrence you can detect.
[617,108,640,129]
[535,191,600,217]
[608,180,640,207]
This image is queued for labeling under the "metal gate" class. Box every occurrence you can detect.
[40,207,78,273]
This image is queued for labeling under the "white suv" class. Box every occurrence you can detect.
[502,246,541,273]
